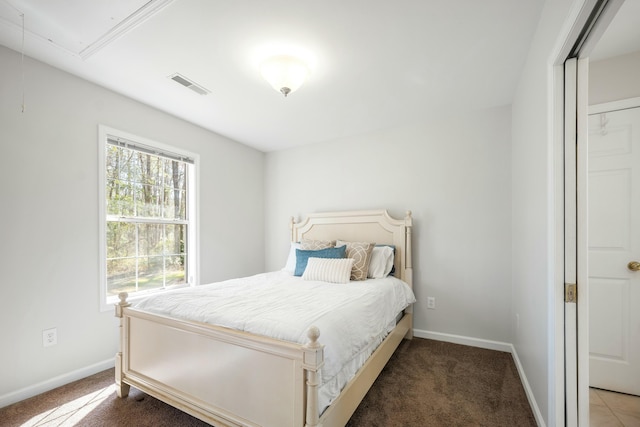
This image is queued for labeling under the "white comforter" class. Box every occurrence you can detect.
[133,270,416,413]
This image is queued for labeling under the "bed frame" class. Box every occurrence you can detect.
[115,209,413,427]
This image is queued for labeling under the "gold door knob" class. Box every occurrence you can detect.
[628,261,640,271]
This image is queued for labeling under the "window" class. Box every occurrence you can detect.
[99,126,198,310]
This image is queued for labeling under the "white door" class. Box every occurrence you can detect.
[588,102,640,396]
[564,55,592,427]
[564,57,580,427]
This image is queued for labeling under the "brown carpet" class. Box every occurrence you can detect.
[346,338,536,426]
[0,338,536,427]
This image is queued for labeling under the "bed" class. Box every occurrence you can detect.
[114,209,414,427]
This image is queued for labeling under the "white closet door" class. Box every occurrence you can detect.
[564,55,590,427]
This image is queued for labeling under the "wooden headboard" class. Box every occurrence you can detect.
[290,210,413,287]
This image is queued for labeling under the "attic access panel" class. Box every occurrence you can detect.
[0,0,173,58]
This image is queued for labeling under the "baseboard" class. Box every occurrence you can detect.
[413,328,512,352]
[510,344,547,427]
[413,329,545,427]
[0,358,115,408]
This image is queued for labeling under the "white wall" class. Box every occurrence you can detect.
[511,0,581,425]
[0,45,264,402]
[264,106,513,344]
[590,51,640,105]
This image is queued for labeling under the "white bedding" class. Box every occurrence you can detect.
[133,270,416,414]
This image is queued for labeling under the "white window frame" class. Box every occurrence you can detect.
[98,125,199,311]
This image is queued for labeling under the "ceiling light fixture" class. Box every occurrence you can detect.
[260,55,310,97]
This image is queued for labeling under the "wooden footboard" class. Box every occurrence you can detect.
[115,293,411,427]
[115,292,324,427]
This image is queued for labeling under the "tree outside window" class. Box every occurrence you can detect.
[99,127,197,308]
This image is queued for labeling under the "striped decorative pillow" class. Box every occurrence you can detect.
[302,257,355,284]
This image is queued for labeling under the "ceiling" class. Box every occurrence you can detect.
[0,0,560,152]
[590,0,640,61]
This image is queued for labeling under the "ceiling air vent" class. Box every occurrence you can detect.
[169,73,210,95]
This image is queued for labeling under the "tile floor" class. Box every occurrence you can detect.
[590,387,640,426]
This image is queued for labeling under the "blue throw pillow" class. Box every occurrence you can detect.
[294,246,347,276]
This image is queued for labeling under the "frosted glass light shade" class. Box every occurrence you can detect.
[260,55,310,97]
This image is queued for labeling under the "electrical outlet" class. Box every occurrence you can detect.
[43,328,57,347]
[427,297,436,309]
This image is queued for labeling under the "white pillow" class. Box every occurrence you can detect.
[282,242,301,274]
[368,246,395,279]
[302,257,355,284]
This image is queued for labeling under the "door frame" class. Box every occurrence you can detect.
[554,0,624,426]
[591,97,640,115]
